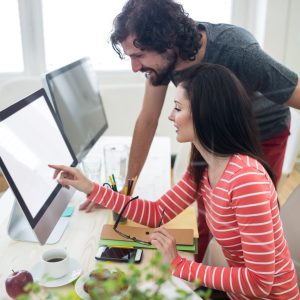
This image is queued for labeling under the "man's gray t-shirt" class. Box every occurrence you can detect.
[174,22,298,141]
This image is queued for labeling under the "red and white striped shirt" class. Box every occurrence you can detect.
[88,154,299,299]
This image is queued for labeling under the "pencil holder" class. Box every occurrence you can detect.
[103,144,129,189]
[112,211,127,224]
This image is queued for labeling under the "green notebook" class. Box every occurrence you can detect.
[99,238,198,253]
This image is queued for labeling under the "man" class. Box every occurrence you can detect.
[80,0,300,259]
[109,0,299,182]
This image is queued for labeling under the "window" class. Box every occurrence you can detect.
[0,0,23,72]
[0,0,232,75]
[179,0,232,24]
[42,0,232,71]
[42,0,130,71]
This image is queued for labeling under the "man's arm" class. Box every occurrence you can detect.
[126,80,168,180]
[286,77,300,109]
[79,80,168,212]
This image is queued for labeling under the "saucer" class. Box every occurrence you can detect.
[74,274,90,300]
[31,257,82,287]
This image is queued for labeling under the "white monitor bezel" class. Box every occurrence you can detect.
[44,57,108,162]
[0,89,78,244]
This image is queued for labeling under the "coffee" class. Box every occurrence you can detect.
[47,257,64,263]
[42,248,69,278]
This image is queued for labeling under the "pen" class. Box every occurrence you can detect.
[111,173,118,191]
[112,174,116,185]
[127,179,133,195]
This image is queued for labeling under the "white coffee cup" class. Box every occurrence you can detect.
[42,248,69,279]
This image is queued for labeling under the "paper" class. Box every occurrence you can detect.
[108,206,199,238]
[101,224,194,245]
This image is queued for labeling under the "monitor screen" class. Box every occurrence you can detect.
[44,57,108,162]
[0,89,77,245]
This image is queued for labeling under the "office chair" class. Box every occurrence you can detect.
[202,238,227,267]
[280,184,300,286]
[202,184,300,279]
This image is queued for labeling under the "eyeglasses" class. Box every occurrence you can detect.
[113,196,166,245]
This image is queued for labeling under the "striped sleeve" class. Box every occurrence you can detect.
[87,171,197,227]
[172,168,276,297]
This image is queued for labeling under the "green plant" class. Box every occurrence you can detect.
[17,251,211,300]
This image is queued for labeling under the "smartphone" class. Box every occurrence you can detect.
[95,246,143,263]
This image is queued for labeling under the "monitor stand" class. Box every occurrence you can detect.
[7,199,69,244]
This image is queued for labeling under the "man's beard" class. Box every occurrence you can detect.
[142,52,177,86]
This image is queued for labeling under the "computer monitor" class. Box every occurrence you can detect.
[0,89,78,245]
[43,57,108,162]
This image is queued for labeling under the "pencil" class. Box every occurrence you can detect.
[130,176,138,196]
[109,175,118,192]
[122,185,128,196]
[109,175,114,186]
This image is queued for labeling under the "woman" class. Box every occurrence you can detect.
[50,64,299,299]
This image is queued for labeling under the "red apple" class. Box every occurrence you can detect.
[5,270,33,299]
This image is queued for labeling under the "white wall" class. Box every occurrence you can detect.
[263,0,300,74]
[98,72,179,154]
[231,0,300,74]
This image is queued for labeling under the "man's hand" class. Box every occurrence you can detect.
[150,227,178,264]
[49,164,94,194]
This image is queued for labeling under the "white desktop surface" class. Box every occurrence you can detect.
[0,137,201,299]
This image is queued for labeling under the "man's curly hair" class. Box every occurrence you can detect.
[110,0,201,61]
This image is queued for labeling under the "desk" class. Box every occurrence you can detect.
[0,137,200,299]
[91,136,172,200]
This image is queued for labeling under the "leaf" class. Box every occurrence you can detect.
[16,295,29,300]
[17,252,212,300]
